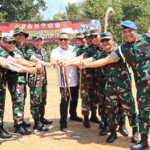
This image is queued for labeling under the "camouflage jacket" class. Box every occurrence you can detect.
[0,47,9,83]
[115,33,150,77]
[14,44,26,59]
[93,47,131,88]
[26,46,48,85]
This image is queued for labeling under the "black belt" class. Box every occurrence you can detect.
[18,73,26,76]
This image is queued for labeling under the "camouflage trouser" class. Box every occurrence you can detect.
[8,81,26,125]
[0,83,6,126]
[134,75,150,134]
[29,79,47,119]
[106,82,139,130]
[81,68,98,116]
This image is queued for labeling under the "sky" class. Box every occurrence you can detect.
[41,0,83,20]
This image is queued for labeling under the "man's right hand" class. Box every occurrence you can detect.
[37,64,42,71]
[25,67,37,74]
[79,60,88,69]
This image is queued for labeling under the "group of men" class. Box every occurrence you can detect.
[0,27,53,145]
[0,20,149,150]
[55,20,150,150]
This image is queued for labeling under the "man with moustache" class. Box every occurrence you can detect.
[50,32,82,132]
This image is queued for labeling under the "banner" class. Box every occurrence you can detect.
[0,19,101,46]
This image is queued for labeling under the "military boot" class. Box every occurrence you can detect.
[40,115,53,125]
[83,115,91,128]
[131,133,149,150]
[14,124,31,135]
[0,125,12,138]
[107,129,118,143]
[14,121,31,128]
[33,119,49,131]
[100,118,109,136]
[90,112,101,123]
[132,127,139,143]
[119,118,128,136]
[99,121,104,129]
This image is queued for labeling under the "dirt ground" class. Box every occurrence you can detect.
[1,67,149,150]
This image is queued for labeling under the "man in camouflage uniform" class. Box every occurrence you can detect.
[8,27,32,134]
[26,34,52,131]
[80,24,150,149]
[0,36,37,143]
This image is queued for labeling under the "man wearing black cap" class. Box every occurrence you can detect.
[80,21,150,150]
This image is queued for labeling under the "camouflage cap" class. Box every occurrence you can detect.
[0,31,2,38]
[13,27,29,38]
[90,29,101,35]
[32,34,44,41]
[76,32,84,38]
[83,31,91,37]
[100,32,113,40]
[3,35,16,43]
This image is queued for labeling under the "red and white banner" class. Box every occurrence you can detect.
[0,19,101,46]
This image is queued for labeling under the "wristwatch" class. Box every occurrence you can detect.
[33,65,36,67]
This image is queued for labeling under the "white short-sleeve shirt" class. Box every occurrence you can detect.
[51,45,78,87]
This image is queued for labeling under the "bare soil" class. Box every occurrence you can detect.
[1,67,149,150]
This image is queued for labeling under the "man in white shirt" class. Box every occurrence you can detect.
[50,32,83,132]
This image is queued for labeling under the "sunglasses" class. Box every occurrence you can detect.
[91,35,98,39]
[101,39,110,43]
[7,41,16,45]
[59,38,69,42]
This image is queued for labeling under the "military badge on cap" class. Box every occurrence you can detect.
[32,34,44,41]
[13,27,29,38]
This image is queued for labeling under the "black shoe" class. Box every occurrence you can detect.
[83,116,91,128]
[119,118,128,136]
[131,133,149,150]
[61,125,68,132]
[14,121,31,128]
[14,124,31,135]
[100,126,109,136]
[0,140,1,145]
[107,129,117,143]
[99,121,104,129]
[90,112,101,123]
[33,119,49,131]
[70,116,83,122]
[132,127,139,143]
[41,115,53,125]
[0,126,12,138]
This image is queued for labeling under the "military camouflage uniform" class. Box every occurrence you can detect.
[7,45,27,125]
[26,46,48,119]
[0,47,10,126]
[111,33,150,134]
[93,46,139,130]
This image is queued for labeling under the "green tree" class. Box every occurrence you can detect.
[0,0,47,22]
[53,12,68,20]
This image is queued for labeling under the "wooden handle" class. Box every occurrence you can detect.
[64,67,72,101]
[40,70,42,103]
[80,69,82,98]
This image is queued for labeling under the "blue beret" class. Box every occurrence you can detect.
[121,20,137,30]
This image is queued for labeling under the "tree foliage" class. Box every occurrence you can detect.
[0,0,47,22]
[65,0,150,44]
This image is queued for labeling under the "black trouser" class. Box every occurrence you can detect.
[59,85,79,126]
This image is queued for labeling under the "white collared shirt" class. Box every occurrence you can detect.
[51,45,77,87]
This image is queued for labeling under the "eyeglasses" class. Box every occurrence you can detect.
[101,39,110,43]
[7,41,16,45]
[91,35,98,39]
[59,38,69,42]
